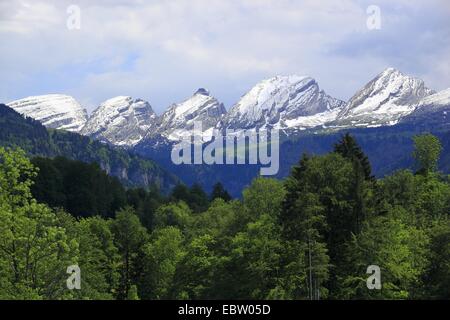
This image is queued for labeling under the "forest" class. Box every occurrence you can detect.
[0,133,448,300]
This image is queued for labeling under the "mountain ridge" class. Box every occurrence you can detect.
[6,68,450,147]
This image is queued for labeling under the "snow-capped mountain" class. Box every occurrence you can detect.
[152,88,226,141]
[332,68,435,128]
[222,75,345,131]
[7,94,88,132]
[5,68,448,148]
[81,96,157,146]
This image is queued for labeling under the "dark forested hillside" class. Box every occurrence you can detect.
[135,123,450,197]
[31,156,128,218]
[278,124,450,178]
[0,103,179,193]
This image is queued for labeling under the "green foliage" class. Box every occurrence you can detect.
[227,213,284,299]
[127,285,140,300]
[422,221,450,299]
[171,234,222,299]
[110,207,149,299]
[154,201,193,232]
[339,209,429,299]
[193,198,237,238]
[242,177,286,222]
[73,216,121,299]
[170,183,210,213]
[334,132,374,181]
[378,169,450,226]
[210,182,231,202]
[126,187,164,230]
[413,133,442,174]
[1,132,449,300]
[141,227,185,299]
[32,157,127,218]
[0,148,77,299]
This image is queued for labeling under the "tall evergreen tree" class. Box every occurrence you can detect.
[280,155,335,299]
[334,133,374,181]
[210,182,232,202]
[334,133,375,233]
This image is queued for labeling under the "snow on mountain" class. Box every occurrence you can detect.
[6,68,447,147]
[400,88,450,127]
[414,88,450,110]
[222,75,345,131]
[333,68,435,127]
[81,96,157,146]
[153,88,226,141]
[7,94,88,132]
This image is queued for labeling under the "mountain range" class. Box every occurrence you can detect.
[7,68,450,148]
[4,67,450,196]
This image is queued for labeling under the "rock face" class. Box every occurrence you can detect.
[81,96,157,146]
[333,68,435,127]
[222,75,345,131]
[7,94,88,132]
[151,88,227,141]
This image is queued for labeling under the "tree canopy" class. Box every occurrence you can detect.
[0,132,449,300]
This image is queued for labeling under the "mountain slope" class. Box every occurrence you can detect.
[0,103,179,193]
[410,88,450,115]
[332,68,434,128]
[152,88,226,141]
[81,96,157,146]
[223,75,345,131]
[400,88,450,131]
[7,94,88,132]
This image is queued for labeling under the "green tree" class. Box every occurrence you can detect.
[193,198,237,238]
[413,133,442,175]
[281,153,373,298]
[110,207,149,299]
[153,201,193,232]
[242,178,286,223]
[171,234,222,299]
[228,213,284,299]
[208,179,287,299]
[334,133,374,181]
[339,208,429,299]
[210,182,232,202]
[70,215,121,299]
[189,183,210,213]
[141,227,185,299]
[170,183,210,213]
[422,221,450,299]
[126,187,164,231]
[378,170,450,227]
[0,147,78,299]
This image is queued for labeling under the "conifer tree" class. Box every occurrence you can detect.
[210,182,232,202]
[334,133,374,181]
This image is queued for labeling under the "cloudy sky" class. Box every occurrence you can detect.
[1,0,449,114]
